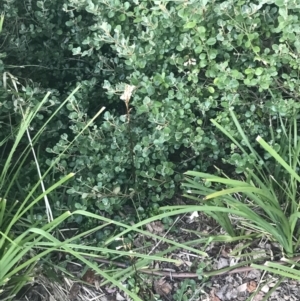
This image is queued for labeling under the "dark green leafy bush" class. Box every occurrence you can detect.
[1,0,300,214]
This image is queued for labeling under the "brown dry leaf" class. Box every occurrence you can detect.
[153,277,172,296]
[247,280,257,292]
[82,269,96,284]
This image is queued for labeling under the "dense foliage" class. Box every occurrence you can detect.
[1,0,300,216]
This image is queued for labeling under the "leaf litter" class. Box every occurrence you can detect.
[18,199,300,301]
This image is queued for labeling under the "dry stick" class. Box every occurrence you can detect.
[83,255,300,278]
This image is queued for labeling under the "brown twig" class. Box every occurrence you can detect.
[274,78,299,100]
[83,255,300,279]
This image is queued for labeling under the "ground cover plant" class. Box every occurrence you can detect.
[2,0,300,300]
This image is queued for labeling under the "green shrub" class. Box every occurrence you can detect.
[1,0,300,215]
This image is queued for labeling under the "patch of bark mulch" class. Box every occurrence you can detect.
[208,272,300,301]
[16,196,300,301]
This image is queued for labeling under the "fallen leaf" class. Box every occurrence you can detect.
[154,277,172,296]
[217,257,229,269]
[237,283,248,293]
[261,284,269,293]
[247,280,257,292]
[82,269,96,284]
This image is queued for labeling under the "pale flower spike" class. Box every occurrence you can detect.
[120,84,136,102]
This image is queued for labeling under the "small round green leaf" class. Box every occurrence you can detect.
[208,86,215,93]
[255,68,264,76]
[184,21,197,29]
[206,37,217,46]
